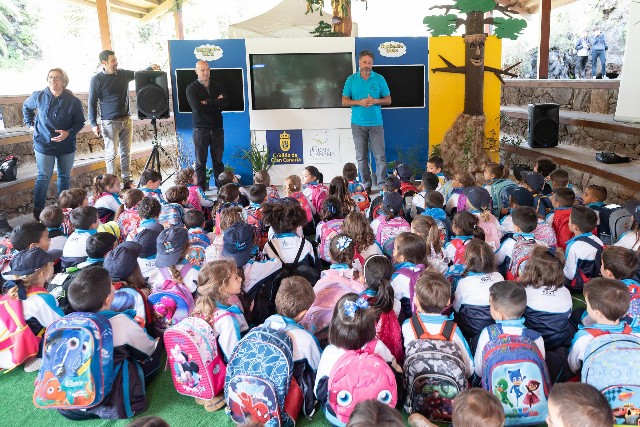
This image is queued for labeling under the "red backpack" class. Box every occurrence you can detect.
[308,184,329,214]
[290,192,313,223]
[552,209,574,251]
[0,288,46,370]
[449,238,467,265]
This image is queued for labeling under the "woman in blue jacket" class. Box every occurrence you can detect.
[23,68,85,220]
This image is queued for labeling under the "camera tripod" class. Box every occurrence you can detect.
[139,118,175,186]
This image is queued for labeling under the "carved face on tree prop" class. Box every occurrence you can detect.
[466,34,486,67]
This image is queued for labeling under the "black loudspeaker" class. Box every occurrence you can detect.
[528,103,559,148]
[135,71,169,120]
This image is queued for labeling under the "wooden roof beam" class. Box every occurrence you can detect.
[140,0,174,23]
[109,0,150,15]
[66,0,144,19]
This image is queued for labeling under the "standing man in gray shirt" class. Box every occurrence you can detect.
[89,50,157,187]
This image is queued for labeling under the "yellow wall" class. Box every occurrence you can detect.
[428,35,502,162]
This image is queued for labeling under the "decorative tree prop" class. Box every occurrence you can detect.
[305,0,368,37]
[424,0,526,174]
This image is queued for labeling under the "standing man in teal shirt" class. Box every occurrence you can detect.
[342,50,392,193]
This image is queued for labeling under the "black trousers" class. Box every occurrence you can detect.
[193,127,224,189]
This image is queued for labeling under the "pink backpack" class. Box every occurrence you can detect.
[308,183,329,214]
[187,186,202,211]
[164,316,227,399]
[117,207,141,241]
[476,213,501,250]
[328,340,398,424]
[290,192,313,223]
[0,289,44,370]
[318,219,344,263]
[376,216,411,257]
[148,264,195,335]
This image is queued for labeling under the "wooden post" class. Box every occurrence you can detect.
[537,0,551,79]
[96,0,113,51]
[173,0,184,40]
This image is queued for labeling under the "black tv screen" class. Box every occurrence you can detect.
[175,68,245,113]
[249,53,353,110]
[372,65,425,108]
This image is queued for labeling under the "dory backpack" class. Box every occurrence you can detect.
[164,316,227,400]
[403,317,468,422]
[225,326,296,427]
[34,312,114,409]
[328,340,398,425]
[481,324,550,426]
[185,230,211,267]
[581,326,640,425]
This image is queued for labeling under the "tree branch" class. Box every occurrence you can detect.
[429,4,457,15]
[493,1,520,18]
[456,18,466,29]
[484,62,520,83]
[431,55,466,74]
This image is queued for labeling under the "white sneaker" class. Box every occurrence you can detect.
[24,357,42,373]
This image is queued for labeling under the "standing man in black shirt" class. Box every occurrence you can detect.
[186,60,229,191]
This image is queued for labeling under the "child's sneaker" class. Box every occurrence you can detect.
[24,357,42,373]
[203,394,226,412]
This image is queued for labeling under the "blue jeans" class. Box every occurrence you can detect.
[591,50,606,77]
[351,124,387,188]
[34,150,75,211]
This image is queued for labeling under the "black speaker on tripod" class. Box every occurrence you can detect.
[528,103,559,148]
[135,71,169,120]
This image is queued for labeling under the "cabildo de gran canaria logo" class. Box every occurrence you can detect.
[279,131,291,151]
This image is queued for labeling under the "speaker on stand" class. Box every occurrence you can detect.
[528,103,560,148]
[134,71,172,185]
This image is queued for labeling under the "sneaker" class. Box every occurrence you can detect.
[24,357,42,373]
[203,394,226,412]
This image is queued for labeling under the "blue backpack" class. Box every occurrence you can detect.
[488,179,518,218]
[481,324,550,426]
[34,312,114,409]
[225,326,296,427]
[581,325,640,425]
[159,203,185,228]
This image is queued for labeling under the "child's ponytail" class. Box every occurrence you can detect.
[363,255,395,315]
[305,165,323,183]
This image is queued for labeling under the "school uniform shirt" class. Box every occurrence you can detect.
[615,231,640,251]
[243,258,283,294]
[263,314,321,370]
[49,234,68,252]
[138,256,161,284]
[402,313,474,377]
[359,242,383,259]
[148,261,200,293]
[265,233,314,264]
[412,191,428,213]
[568,322,638,373]
[212,303,249,362]
[474,318,546,377]
[453,271,504,312]
[563,233,604,281]
[443,235,472,262]
[391,262,424,316]
[62,229,97,258]
[499,214,515,234]
[370,216,383,237]
[523,285,573,350]
[126,219,164,241]
[101,310,158,356]
[141,188,166,204]
[94,193,122,213]
[445,192,462,216]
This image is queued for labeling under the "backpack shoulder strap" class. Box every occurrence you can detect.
[521,328,541,341]
[179,262,193,277]
[293,238,306,265]
[268,240,282,261]
[487,323,503,340]
[585,327,609,338]
[159,267,171,281]
[362,339,378,354]
[410,315,427,339]
[622,324,633,334]
[440,320,457,341]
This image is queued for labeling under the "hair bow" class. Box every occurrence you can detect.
[547,246,557,257]
[97,174,103,180]
[336,235,352,252]
[327,202,337,215]
[343,297,369,318]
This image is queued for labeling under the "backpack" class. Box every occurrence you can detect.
[403,317,467,422]
[396,264,427,325]
[33,312,114,409]
[159,203,185,228]
[328,340,398,424]
[367,196,383,222]
[551,209,573,250]
[567,236,603,293]
[96,207,115,224]
[400,182,419,197]
[148,264,196,335]
[308,183,329,214]
[0,289,44,370]
[164,316,227,400]
[112,282,153,327]
[533,194,552,218]
[348,181,370,212]
[477,214,501,251]
[403,190,418,222]
[533,220,557,248]
[376,309,404,365]
[318,218,344,263]
[481,324,550,426]
[290,192,313,223]
[117,207,141,241]
[456,192,469,214]
[581,325,640,425]
[0,155,18,181]
[488,179,518,218]
[598,205,633,245]
[246,207,268,249]
[507,236,538,281]
[449,238,467,265]
[225,326,296,427]
[48,263,102,315]
[185,230,211,267]
[247,240,319,326]
[376,216,411,257]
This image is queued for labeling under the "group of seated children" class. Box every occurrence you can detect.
[1,155,639,427]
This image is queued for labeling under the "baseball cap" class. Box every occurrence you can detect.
[6,247,62,277]
[511,187,535,207]
[103,241,142,280]
[381,192,404,216]
[156,227,189,268]
[395,164,412,180]
[97,221,121,241]
[133,227,161,258]
[464,186,492,210]
[522,171,545,192]
[624,200,640,224]
[222,222,255,267]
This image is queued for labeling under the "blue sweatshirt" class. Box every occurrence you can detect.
[88,68,135,126]
[22,88,85,156]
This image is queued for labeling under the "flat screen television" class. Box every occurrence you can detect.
[249,52,353,110]
[175,68,245,113]
[372,65,425,108]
